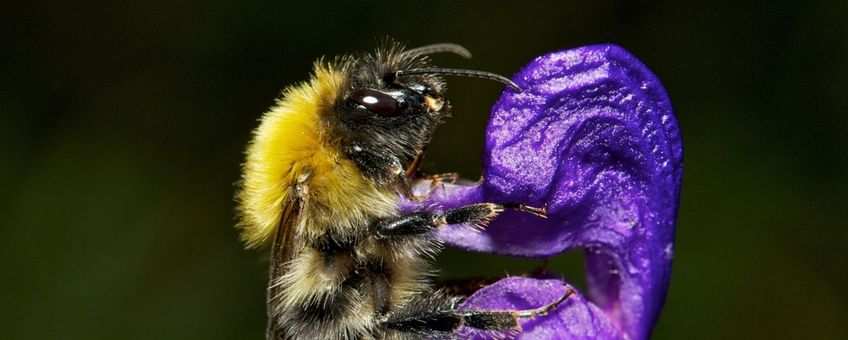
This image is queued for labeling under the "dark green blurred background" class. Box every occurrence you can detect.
[2,0,846,339]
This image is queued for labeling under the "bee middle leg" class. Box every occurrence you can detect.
[373,203,503,238]
[374,202,547,238]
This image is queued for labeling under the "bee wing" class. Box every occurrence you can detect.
[266,193,305,339]
[268,197,302,282]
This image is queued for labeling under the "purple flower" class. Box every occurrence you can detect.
[402,44,682,339]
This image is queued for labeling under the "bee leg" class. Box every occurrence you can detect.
[464,285,575,330]
[404,149,427,178]
[375,202,549,238]
[344,144,405,186]
[384,308,517,335]
[374,203,503,238]
[405,172,460,202]
[382,286,575,334]
[383,310,465,335]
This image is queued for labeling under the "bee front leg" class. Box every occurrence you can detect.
[344,144,405,186]
[403,172,460,202]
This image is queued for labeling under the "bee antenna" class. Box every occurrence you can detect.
[396,68,522,92]
[403,43,472,59]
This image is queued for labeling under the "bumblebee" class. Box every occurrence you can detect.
[237,41,570,339]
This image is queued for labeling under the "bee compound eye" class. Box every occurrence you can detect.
[349,88,399,117]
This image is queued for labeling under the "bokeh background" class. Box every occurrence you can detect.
[2,0,846,339]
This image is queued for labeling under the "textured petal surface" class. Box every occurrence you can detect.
[458,277,623,340]
[402,44,681,339]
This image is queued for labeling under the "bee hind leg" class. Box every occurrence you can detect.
[381,286,575,335]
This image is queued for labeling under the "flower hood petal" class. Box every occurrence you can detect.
[403,44,682,340]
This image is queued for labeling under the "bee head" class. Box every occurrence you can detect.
[327,42,519,184]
